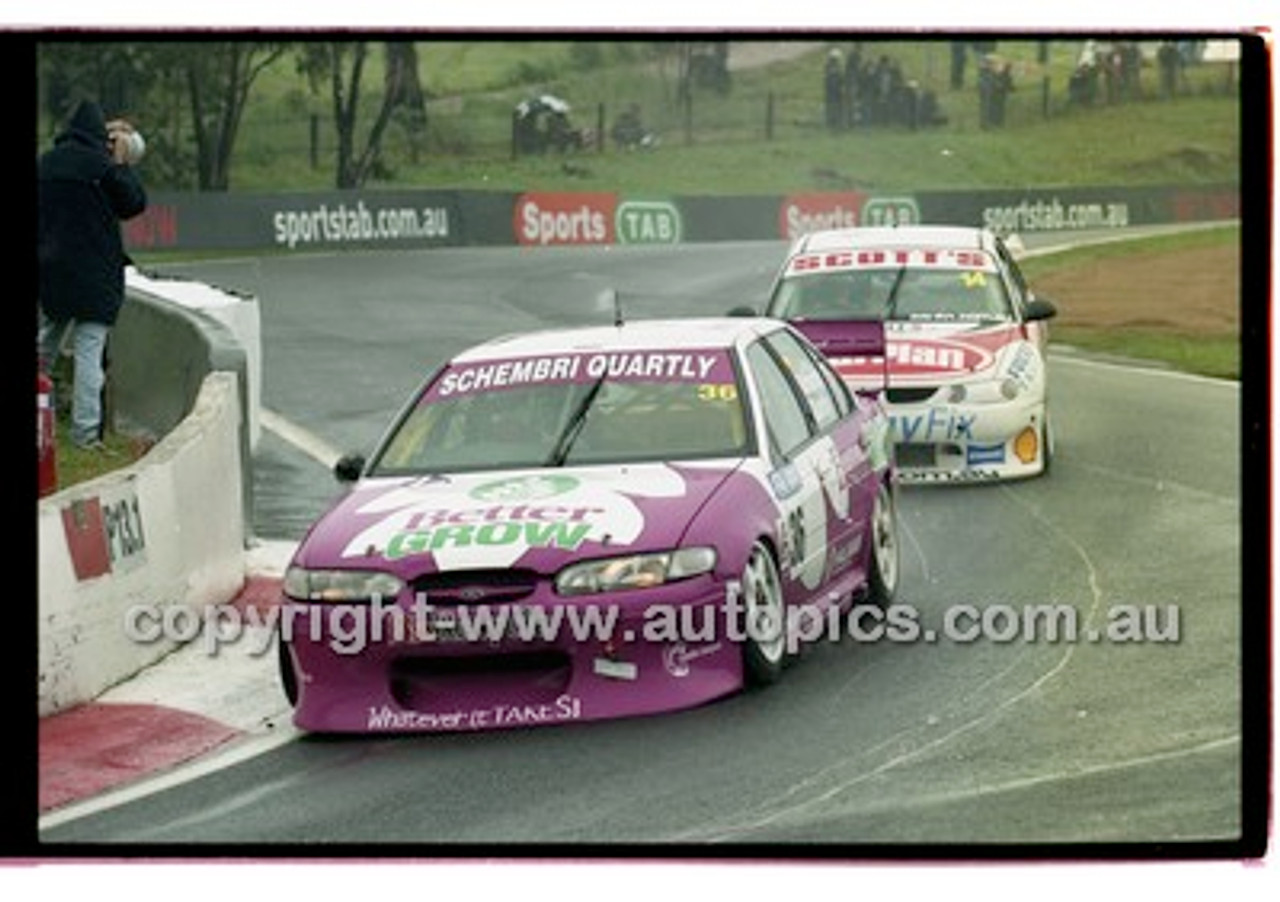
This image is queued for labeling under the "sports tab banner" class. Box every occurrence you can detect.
[124,184,1238,254]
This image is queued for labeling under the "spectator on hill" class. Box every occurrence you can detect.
[1068,61,1100,107]
[875,57,902,127]
[1119,41,1143,101]
[824,48,845,131]
[978,56,1014,128]
[917,86,948,127]
[611,103,657,150]
[843,44,863,129]
[950,40,969,89]
[1158,40,1182,99]
[990,61,1014,126]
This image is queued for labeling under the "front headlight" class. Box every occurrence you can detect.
[555,547,717,596]
[283,567,405,602]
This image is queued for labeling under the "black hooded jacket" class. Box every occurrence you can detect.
[37,100,147,325]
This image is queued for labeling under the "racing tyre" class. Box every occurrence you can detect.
[278,632,298,707]
[866,480,900,608]
[741,541,787,686]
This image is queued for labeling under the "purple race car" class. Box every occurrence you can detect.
[277,317,898,733]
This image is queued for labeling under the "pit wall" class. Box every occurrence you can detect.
[38,279,260,717]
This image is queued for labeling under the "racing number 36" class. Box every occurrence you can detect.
[697,384,737,402]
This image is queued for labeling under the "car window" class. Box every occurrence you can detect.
[745,340,813,459]
[887,267,1012,322]
[768,270,893,321]
[802,337,854,417]
[763,329,843,430]
[370,350,751,474]
[995,239,1032,311]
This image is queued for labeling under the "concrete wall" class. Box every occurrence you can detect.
[38,372,246,716]
[111,275,259,538]
[120,268,262,450]
[38,274,262,717]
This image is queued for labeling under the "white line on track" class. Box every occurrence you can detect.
[691,733,1240,842]
[877,734,1241,816]
[260,407,344,469]
[677,480,1110,842]
[1048,350,1241,388]
[1015,220,1237,260]
[898,513,932,584]
[1067,459,1239,506]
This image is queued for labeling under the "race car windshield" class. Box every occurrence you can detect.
[774,267,1012,323]
[370,356,752,475]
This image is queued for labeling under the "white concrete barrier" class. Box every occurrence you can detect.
[38,371,247,716]
[125,266,262,450]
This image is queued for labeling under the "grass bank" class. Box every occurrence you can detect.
[228,39,1241,194]
[1021,225,1241,379]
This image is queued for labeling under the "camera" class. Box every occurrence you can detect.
[108,127,146,165]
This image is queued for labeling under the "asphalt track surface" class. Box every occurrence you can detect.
[40,235,1249,848]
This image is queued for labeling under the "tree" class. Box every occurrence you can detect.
[38,42,147,131]
[299,41,418,189]
[184,42,289,191]
[384,41,430,166]
[39,42,192,189]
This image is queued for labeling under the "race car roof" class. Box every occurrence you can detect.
[454,317,782,363]
[795,225,991,255]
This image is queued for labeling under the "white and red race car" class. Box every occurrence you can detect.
[765,225,1057,482]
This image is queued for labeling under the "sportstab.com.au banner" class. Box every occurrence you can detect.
[123,190,473,253]
[917,185,1239,234]
[271,199,453,249]
[122,185,1239,254]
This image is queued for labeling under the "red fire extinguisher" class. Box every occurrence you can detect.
[38,370,58,498]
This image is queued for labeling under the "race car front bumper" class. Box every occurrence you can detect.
[887,396,1048,482]
[283,574,746,733]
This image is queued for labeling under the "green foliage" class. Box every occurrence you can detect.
[568,42,605,71]
[1054,328,1239,380]
[53,421,145,491]
[38,38,1244,195]
[1022,226,1241,380]
[1018,224,1240,279]
[506,59,561,86]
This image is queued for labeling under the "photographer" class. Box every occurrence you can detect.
[37,100,147,451]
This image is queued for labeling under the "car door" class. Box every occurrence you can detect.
[761,328,871,593]
[744,331,865,612]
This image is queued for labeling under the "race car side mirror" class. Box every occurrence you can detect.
[334,453,366,483]
[1024,296,1058,321]
[726,305,758,317]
